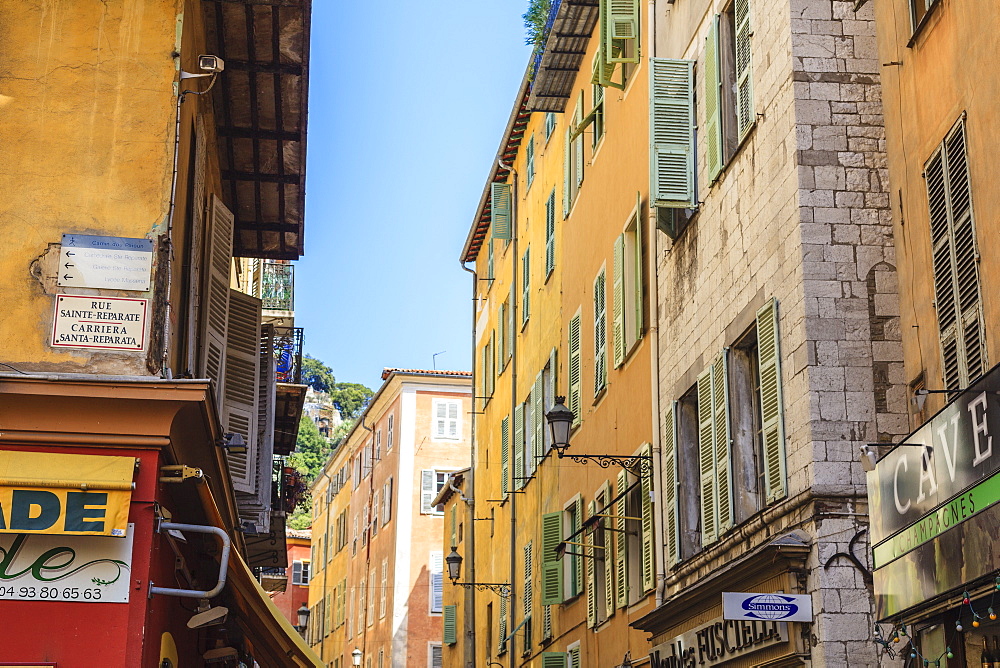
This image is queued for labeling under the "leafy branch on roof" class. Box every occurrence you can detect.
[524,0,554,47]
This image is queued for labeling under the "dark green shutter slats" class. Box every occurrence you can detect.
[491,182,511,240]
[443,605,457,644]
[650,58,696,208]
[757,299,788,502]
[541,512,564,604]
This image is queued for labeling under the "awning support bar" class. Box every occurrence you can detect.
[149,521,231,599]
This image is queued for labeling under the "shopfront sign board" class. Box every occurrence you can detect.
[722,592,813,622]
[51,295,147,351]
[0,524,134,603]
[869,364,1000,618]
[58,234,153,291]
[648,615,787,668]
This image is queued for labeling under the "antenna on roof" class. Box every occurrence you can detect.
[432,351,447,370]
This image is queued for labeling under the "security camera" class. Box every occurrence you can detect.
[198,55,225,73]
[187,605,229,629]
[860,445,877,473]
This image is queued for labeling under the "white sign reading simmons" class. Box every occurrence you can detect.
[722,592,813,623]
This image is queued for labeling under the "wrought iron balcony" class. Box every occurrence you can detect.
[273,326,303,385]
[261,261,294,311]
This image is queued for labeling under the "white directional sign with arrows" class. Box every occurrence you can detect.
[58,234,153,291]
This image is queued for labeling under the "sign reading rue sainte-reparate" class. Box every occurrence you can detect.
[58,234,153,291]
[51,295,147,351]
[0,525,134,603]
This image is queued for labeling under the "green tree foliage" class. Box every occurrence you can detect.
[524,0,553,46]
[287,499,312,530]
[287,414,333,481]
[329,382,373,420]
[301,355,336,393]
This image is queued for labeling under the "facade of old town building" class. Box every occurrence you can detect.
[0,0,317,664]
[307,369,471,668]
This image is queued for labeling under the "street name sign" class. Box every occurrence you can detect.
[58,234,153,291]
[51,295,147,351]
[722,592,813,623]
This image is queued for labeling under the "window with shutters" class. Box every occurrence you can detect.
[492,182,512,241]
[361,503,369,547]
[387,413,394,450]
[613,207,645,369]
[292,559,310,585]
[591,60,606,149]
[545,112,557,142]
[522,541,534,655]
[501,415,510,498]
[370,492,379,537]
[526,133,535,189]
[926,118,985,390]
[563,94,585,216]
[521,246,531,327]
[543,348,557,455]
[540,512,564,605]
[498,301,507,373]
[594,268,608,395]
[563,496,584,599]
[429,643,443,668]
[443,605,458,644]
[380,558,388,618]
[382,478,393,525]
[368,567,376,625]
[421,470,449,514]
[568,312,583,427]
[704,2,754,185]
[545,190,556,278]
[352,515,358,555]
[432,399,461,441]
[498,592,509,655]
[541,652,567,668]
[430,551,444,613]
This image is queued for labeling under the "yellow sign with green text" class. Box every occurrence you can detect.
[0,450,135,537]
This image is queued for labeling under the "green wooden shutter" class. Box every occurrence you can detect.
[704,16,723,183]
[568,314,582,425]
[524,541,533,620]
[487,239,494,280]
[542,603,553,639]
[526,134,535,187]
[663,401,679,565]
[497,302,505,370]
[534,372,545,464]
[514,403,525,490]
[757,299,788,502]
[601,482,615,619]
[712,352,733,533]
[734,0,754,138]
[507,286,515,362]
[697,369,718,546]
[563,126,572,217]
[541,653,567,668]
[501,415,510,497]
[650,58,696,208]
[443,605,457,644]
[574,497,584,596]
[492,182,512,240]
[640,443,655,592]
[522,247,531,326]
[606,0,640,63]
[498,594,508,654]
[586,500,597,628]
[594,269,608,394]
[541,512,564,604]
[612,235,626,368]
[488,330,496,396]
[574,91,585,188]
[546,190,556,275]
[569,646,581,668]
[450,505,457,547]
[634,191,644,339]
[615,470,629,607]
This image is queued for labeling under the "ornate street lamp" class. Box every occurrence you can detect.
[296,604,310,634]
[351,648,363,666]
[444,547,511,597]
[544,396,652,477]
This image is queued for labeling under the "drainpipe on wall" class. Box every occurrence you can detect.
[460,260,478,668]
[646,0,670,609]
[498,158,519,668]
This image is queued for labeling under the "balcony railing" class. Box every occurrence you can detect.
[273,326,303,384]
[261,261,294,311]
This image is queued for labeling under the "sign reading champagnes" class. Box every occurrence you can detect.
[0,525,134,603]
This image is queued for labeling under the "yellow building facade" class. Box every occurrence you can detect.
[455,1,657,665]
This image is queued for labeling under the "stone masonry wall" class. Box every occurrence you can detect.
[790,0,908,664]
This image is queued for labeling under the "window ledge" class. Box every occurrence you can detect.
[711,121,759,189]
[592,385,608,406]
[907,0,943,47]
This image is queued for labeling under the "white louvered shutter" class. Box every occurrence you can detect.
[615,470,628,608]
[501,416,510,497]
[586,500,597,628]
[594,270,608,393]
[704,17,724,183]
[697,369,717,545]
[650,59,696,208]
[663,401,680,565]
[421,470,436,514]
[612,236,626,367]
[712,352,733,533]
[514,403,525,490]
[224,289,261,494]
[568,315,582,425]
[640,443,655,592]
[200,195,234,402]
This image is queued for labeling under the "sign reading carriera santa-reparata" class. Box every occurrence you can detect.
[51,295,147,351]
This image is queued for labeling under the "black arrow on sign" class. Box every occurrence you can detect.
[65,251,76,256]
[64,262,74,269]
[63,275,74,281]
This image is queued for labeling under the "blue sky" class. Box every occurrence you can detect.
[294,2,534,392]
